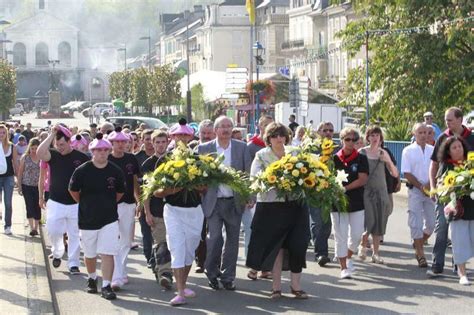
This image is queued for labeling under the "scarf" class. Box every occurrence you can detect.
[443,125,472,139]
[446,159,464,166]
[336,148,359,167]
[249,135,265,148]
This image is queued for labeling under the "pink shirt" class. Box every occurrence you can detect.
[40,160,50,192]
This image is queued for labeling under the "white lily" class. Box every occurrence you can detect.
[336,170,349,186]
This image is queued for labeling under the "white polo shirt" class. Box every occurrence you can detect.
[216,140,233,198]
[401,142,434,185]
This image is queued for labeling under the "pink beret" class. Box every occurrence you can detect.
[107,129,130,142]
[169,118,194,136]
[71,134,88,150]
[89,133,112,150]
[56,124,72,138]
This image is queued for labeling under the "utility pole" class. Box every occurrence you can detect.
[186,11,192,122]
[365,31,370,126]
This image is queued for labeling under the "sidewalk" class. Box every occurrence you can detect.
[0,193,55,314]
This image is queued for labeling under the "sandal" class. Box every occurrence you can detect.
[259,271,273,279]
[270,290,282,299]
[416,255,428,268]
[290,286,308,300]
[247,270,258,281]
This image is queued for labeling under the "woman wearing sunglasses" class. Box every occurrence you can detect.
[332,128,369,279]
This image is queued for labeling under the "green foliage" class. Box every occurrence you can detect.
[148,64,182,114]
[0,60,17,117]
[190,83,208,121]
[339,1,474,129]
[131,68,150,114]
[109,71,132,102]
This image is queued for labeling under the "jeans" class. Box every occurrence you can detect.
[0,176,15,229]
[139,213,153,263]
[309,206,332,257]
[432,203,448,271]
[241,206,255,258]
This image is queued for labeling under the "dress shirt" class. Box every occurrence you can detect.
[401,142,434,185]
[216,140,233,198]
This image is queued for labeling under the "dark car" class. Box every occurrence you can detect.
[106,116,168,130]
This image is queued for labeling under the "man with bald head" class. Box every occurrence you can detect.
[198,116,251,291]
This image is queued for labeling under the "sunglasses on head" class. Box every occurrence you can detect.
[270,133,286,138]
[323,129,334,132]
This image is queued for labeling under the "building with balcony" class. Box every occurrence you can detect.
[255,0,290,73]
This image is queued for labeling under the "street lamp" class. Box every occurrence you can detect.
[185,11,192,122]
[253,41,265,133]
[139,34,151,71]
[117,45,127,70]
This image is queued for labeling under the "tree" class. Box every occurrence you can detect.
[0,60,16,120]
[148,65,181,116]
[109,71,132,102]
[131,67,150,114]
[339,1,473,127]
[190,83,207,121]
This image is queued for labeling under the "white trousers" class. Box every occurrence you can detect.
[331,210,365,258]
[112,202,136,282]
[407,189,436,239]
[450,220,474,265]
[46,200,80,268]
[163,204,204,269]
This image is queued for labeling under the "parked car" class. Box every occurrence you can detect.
[106,116,167,130]
[9,103,24,116]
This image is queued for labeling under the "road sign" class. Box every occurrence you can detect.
[225,67,248,93]
[299,76,309,117]
[289,77,299,108]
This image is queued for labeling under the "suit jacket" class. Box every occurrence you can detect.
[198,139,251,217]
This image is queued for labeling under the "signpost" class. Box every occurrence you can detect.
[299,76,309,125]
[225,67,248,93]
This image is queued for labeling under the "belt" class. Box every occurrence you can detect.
[217,196,234,200]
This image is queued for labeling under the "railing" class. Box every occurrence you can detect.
[281,39,304,50]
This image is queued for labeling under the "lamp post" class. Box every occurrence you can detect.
[185,11,192,122]
[253,41,265,133]
[117,45,127,70]
[139,34,152,71]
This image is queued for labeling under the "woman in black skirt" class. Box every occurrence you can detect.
[246,122,310,299]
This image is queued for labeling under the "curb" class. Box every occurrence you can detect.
[39,224,61,315]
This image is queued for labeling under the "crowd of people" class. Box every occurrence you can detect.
[0,106,472,306]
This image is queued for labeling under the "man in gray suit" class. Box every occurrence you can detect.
[198,116,251,290]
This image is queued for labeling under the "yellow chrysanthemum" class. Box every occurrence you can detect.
[319,179,329,189]
[303,177,316,188]
[300,167,308,174]
[267,175,277,184]
[289,156,298,163]
[284,163,294,170]
[199,155,214,162]
[444,174,456,187]
[174,160,186,168]
[292,169,300,177]
[468,152,474,161]
[269,161,281,170]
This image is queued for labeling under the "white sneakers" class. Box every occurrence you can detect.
[4,227,12,235]
[347,259,355,272]
[340,269,352,279]
[459,276,470,286]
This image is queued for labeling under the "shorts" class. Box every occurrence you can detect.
[80,221,120,258]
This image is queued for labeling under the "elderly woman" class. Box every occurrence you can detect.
[358,126,399,263]
[246,122,310,299]
[332,128,369,279]
[436,136,473,285]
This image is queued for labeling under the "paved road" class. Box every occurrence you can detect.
[10,111,95,130]
[41,188,472,314]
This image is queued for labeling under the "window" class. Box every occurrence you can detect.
[58,42,71,66]
[35,42,48,66]
[39,0,45,9]
[13,43,26,66]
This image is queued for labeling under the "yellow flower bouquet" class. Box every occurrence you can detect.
[141,142,251,201]
[435,152,474,221]
[251,150,348,220]
[300,136,339,165]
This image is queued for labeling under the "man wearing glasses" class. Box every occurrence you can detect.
[310,122,336,266]
[423,112,441,140]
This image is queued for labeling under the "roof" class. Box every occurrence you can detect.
[257,0,289,9]
[220,0,264,6]
[5,11,79,33]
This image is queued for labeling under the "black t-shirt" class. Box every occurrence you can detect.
[21,130,35,142]
[108,153,140,204]
[289,122,299,133]
[156,154,201,208]
[49,149,89,204]
[333,153,369,212]
[135,150,152,173]
[69,161,126,230]
[431,127,474,162]
[142,155,165,218]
